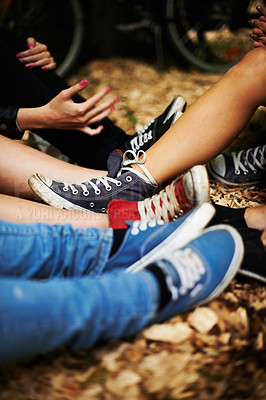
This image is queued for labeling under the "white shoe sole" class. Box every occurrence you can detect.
[28,174,92,213]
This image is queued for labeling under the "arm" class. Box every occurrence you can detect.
[16,80,118,136]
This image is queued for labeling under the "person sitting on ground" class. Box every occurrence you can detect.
[0,27,185,170]
[0,202,244,363]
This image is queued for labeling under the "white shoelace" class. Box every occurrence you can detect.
[165,248,206,301]
[130,219,164,236]
[62,150,157,196]
[130,127,153,151]
[138,179,184,222]
[233,145,266,176]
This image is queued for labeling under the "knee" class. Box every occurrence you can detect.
[229,48,266,83]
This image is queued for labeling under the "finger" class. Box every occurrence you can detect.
[82,125,104,136]
[82,87,112,110]
[253,40,266,47]
[41,59,57,70]
[26,37,36,49]
[250,18,266,32]
[252,27,264,36]
[19,51,52,66]
[257,4,266,18]
[83,96,118,122]
[18,43,49,60]
[61,80,88,100]
[87,107,115,125]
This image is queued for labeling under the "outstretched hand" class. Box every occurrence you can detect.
[16,37,56,70]
[250,3,266,47]
[42,80,118,135]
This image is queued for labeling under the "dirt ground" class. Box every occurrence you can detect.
[0,56,265,400]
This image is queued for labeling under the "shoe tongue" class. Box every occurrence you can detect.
[106,150,124,177]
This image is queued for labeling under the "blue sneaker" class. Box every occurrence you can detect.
[28,150,158,213]
[105,202,215,272]
[143,224,244,324]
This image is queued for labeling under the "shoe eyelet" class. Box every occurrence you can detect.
[253,170,257,174]
[95,189,101,195]
[63,186,68,192]
[83,191,89,196]
[72,189,78,195]
[90,202,94,207]
[101,207,106,212]
[126,176,132,182]
[235,170,240,175]
[116,181,122,187]
[106,185,112,191]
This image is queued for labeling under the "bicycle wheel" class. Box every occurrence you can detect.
[0,0,84,76]
[166,0,256,73]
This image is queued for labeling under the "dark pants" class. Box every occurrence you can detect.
[0,28,128,169]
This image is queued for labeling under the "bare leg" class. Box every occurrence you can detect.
[0,135,107,199]
[0,194,108,228]
[133,49,266,183]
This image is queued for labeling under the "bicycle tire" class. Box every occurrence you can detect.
[0,0,85,77]
[165,0,255,73]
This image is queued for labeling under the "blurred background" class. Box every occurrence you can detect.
[0,0,258,77]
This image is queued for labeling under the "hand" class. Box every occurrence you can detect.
[17,81,119,136]
[250,3,266,47]
[16,37,56,70]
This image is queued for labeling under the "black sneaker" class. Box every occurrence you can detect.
[28,150,158,213]
[124,96,187,152]
[207,144,266,186]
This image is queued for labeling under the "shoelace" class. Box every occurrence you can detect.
[233,144,266,176]
[130,128,153,151]
[130,219,165,236]
[138,179,184,222]
[165,248,206,301]
[62,150,157,196]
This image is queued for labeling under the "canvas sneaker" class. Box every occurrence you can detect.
[207,144,266,186]
[105,202,215,272]
[108,165,209,229]
[28,150,158,213]
[142,224,244,325]
[125,96,187,152]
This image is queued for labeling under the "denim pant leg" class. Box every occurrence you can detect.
[0,220,113,279]
[0,270,159,363]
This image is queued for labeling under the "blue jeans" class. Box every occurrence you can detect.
[0,220,159,363]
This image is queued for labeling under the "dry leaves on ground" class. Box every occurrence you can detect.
[0,57,265,400]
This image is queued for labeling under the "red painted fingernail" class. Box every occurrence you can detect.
[29,44,34,49]
[25,63,31,67]
[111,106,115,111]
[41,66,47,70]
[80,79,87,86]
[106,87,111,93]
[114,97,119,103]
[100,125,104,131]
[16,53,20,58]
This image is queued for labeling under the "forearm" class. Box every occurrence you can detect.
[16,105,51,130]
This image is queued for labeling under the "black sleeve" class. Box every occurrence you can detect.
[0,105,24,140]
